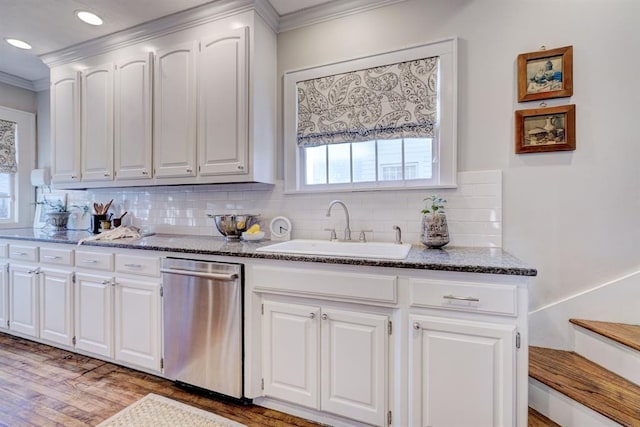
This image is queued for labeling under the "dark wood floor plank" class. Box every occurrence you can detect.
[0,332,323,427]
[570,319,640,352]
[530,346,640,426]
[528,407,560,427]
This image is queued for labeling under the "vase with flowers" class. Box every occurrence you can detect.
[420,195,450,248]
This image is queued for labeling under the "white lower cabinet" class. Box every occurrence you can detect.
[74,272,114,358]
[39,267,74,346]
[262,300,389,426]
[9,264,40,337]
[114,277,161,371]
[410,315,516,427]
[0,261,8,330]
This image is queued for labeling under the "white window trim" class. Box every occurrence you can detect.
[0,105,36,227]
[283,37,457,194]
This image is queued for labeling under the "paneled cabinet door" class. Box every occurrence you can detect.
[321,309,388,426]
[0,262,7,330]
[51,72,81,183]
[81,64,114,181]
[39,268,74,346]
[9,265,39,337]
[410,315,516,427]
[115,53,153,180]
[154,41,197,178]
[114,277,161,371]
[262,301,321,409]
[74,273,113,358]
[197,27,248,176]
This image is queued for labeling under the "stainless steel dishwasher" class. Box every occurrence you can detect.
[161,257,244,399]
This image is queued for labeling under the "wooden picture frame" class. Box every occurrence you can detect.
[518,45,573,102]
[515,104,576,154]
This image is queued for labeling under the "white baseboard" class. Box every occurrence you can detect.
[573,325,640,386]
[528,378,619,427]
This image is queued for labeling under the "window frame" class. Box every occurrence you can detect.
[0,106,36,227]
[283,37,458,194]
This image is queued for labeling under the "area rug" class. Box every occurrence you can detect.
[96,393,247,427]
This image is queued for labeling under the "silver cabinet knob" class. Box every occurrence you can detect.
[321,313,328,320]
[186,168,193,173]
[413,322,421,330]
[142,170,149,175]
[309,313,315,319]
[104,172,110,177]
[237,165,244,170]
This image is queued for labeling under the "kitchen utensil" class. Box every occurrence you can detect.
[104,199,113,214]
[209,214,259,240]
[119,211,128,220]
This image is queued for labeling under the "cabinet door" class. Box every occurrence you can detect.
[39,268,74,346]
[154,41,197,178]
[51,72,81,183]
[114,53,153,180]
[0,261,7,330]
[262,300,320,409]
[114,277,161,371]
[410,315,516,427]
[81,64,114,181]
[9,265,39,337]
[74,273,113,358]
[197,27,248,176]
[321,309,388,426]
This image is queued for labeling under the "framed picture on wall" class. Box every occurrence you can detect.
[515,104,576,154]
[517,45,573,102]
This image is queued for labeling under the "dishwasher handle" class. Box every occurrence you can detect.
[161,267,239,281]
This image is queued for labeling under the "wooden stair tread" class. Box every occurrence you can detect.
[570,319,640,352]
[528,407,560,427]
[529,346,640,426]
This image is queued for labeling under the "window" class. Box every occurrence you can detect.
[284,38,457,193]
[0,106,36,226]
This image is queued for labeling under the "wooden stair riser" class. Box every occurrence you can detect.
[573,326,640,386]
[529,378,621,427]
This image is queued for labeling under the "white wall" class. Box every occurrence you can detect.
[0,81,37,113]
[36,90,50,169]
[277,0,640,310]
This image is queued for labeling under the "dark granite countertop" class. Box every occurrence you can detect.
[0,228,537,276]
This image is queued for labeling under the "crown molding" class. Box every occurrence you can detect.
[0,71,36,91]
[32,77,50,92]
[277,0,406,33]
[254,0,279,32]
[40,0,276,68]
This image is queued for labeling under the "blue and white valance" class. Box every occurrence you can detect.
[296,56,439,147]
[0,119,17,173]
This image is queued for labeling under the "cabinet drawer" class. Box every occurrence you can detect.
[40,247,74,266]
[115,254,160,277]
[410,279,517,317]
[75,250,114,271]
[253,265,397,304]
[9,245,38,262]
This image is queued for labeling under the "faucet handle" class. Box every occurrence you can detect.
[393,225,402,244]
[358,230,373,242]
[324,228,337,241]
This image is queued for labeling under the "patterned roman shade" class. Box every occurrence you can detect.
[296,56,439,147]
[0,119,17,173]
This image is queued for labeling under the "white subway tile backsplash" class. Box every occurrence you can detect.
[43,170,503,247]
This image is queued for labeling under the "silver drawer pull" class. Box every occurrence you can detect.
[443,294,480,303]
[28,267,40,275]
[44,255,61,260]
[124,263,143,268]
[82,259,98,264]
[13,252,28,256]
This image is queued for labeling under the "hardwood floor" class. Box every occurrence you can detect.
[0,332,322,427]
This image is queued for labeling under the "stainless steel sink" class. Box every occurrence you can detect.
[256,239,412,260]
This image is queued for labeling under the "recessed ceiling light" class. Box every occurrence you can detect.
[5,38,32,50]
[76,10,103,26]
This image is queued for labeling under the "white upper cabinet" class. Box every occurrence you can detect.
[81,64,114,182]
[51,73,81,184]
[154,41,197,178]
[114,53,153,180]
[197,27,248,176]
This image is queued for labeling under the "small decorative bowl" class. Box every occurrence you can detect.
[241,231,265,241]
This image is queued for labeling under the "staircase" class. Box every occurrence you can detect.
[529,319,640,426]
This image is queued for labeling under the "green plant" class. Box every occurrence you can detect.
[421,195,446,215]
[36,197,89,215]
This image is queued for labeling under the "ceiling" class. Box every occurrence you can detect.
[0,0,333,83]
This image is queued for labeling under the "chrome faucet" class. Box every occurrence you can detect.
[326,200,351,241]
[393,225,402,244]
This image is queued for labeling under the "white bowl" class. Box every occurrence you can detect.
[242,231,265,241]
